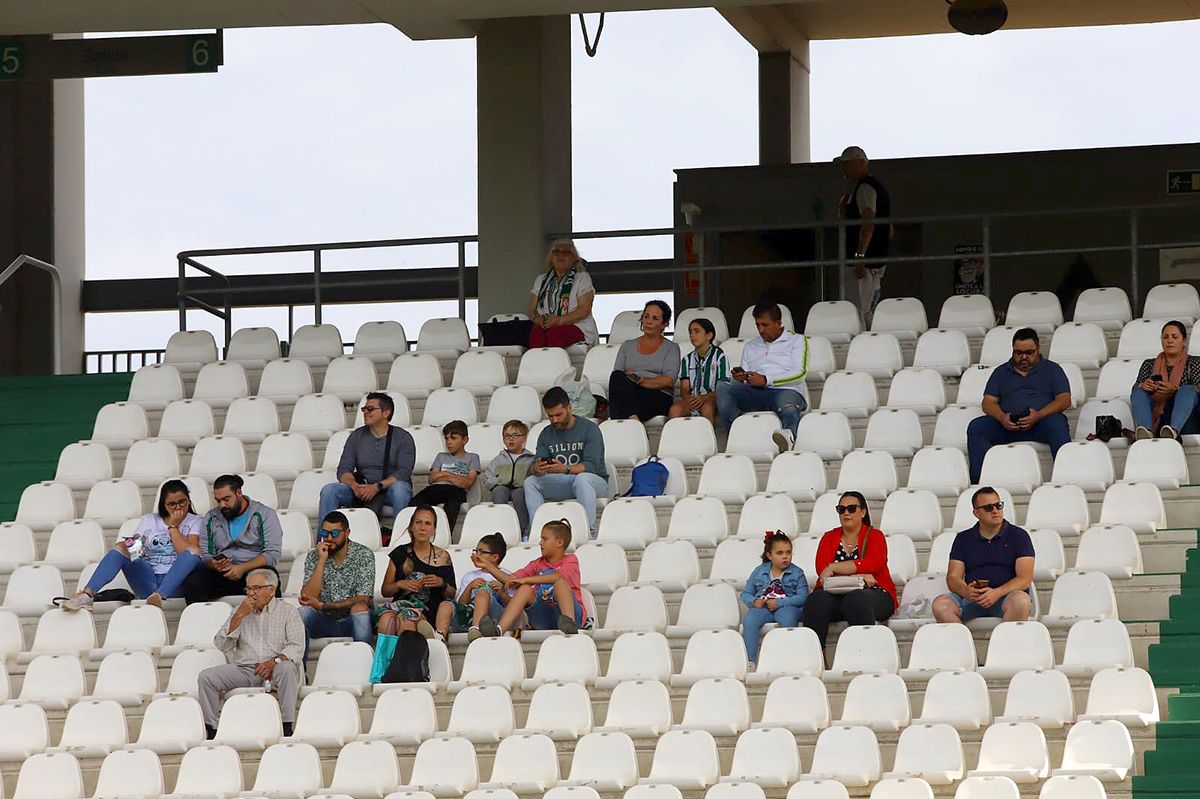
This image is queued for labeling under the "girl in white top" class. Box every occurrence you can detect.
[528,238,598,348]
[64,479,204,610]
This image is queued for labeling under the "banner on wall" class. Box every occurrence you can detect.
[954,244,986,295]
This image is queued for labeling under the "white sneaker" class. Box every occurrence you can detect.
[62,592,93,611]
[772,429,795,453]
[1161,425,1179,441]
[1135,426,1154,440]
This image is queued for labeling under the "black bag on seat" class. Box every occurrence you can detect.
[382,629,431,683]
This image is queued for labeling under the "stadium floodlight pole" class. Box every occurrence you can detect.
[0,254,62,374]
[457,240,467,321]
[981,216,992,297]
[1129,209,1140,311]
[313,249,323,326]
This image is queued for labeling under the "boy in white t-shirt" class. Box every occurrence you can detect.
[434,532,512,641]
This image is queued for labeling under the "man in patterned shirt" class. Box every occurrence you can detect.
[198,568,305,738]
[298,511,376,664]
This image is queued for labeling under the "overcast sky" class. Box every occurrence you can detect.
[82,11,1200,359]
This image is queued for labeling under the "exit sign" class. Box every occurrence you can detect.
[1168,170,1200,195]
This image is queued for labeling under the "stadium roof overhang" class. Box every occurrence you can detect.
[2,0,1198,43]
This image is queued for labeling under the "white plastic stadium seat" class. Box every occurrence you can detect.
[595,498,659,550]
[598,420,650,468]
[422,388,480,426]
[764,452,827,501]
[735,492,798,538]
[1050,441,1114,492]
[354,320,408,361]
[668,584,741,637]
[132,695,205,754]
[28,610,96,660]
[1024,483,1090,534]
[89,402,150,448]
[725,412,783,462]
[485,385,541,426]
[1057,618,1134,678]
[597,679,671,737]
[845,332,904,377]
[637,540,701,592]
[954,776,1021,799]
[1028,529,1065,581]
[257,357,315,402]
[516,347,573,391]
[213,691,282,750]
[748,628,824,685]
[332,738,405,798]
[1073,287,1132,330]
[481,734,561,792]
[443,684,515,742]
[1117,318,1166,358]
[657,417,718,465]
[1094,357,1142,401]
[885,368,947,416]
[561,732,640,790]
[1049,323,1108,369]
[450,637,526,692]
[1099,481,1164,533]
[834,673,910,732]
[54,441,113,489]
[864,408,923,458]
[12,751,85,799]
[827,625,900,681]
[0,524,36,574]
[164,329,218,368]
[227,325,281,367]
[673,677,751,736]
[871,297,929,341]
[187,436,247,480]
[1077,404,1132,449]
[288,323,344,365]
[1078,666,1159,727]
[967,721,1050,782]
[638,728,721,789]
[82,479,144,527]
[157,399,216,447]
[979,444,1042,495]
[978,622,1055,679]
[323,355,379,402]
[1073,524,1142,578]
[722,727,802,786]
[819,371,878,418]
[913,329,971,376]
[994,668,1075,728]
[1040,775,1109,799]
[43,520,106,571]
[388,353,445,400]
[517,681,594,740]
[696,455,757,504]
[879,489,943,541]
[906,447,970,496]
[835,449,897,499]
[979,327,1021,367]
[192,361,249,410]
[222,396,281,443]
[596,587,669,638]
[1007,291,1063,334]
[955,365,997,406]
[0,701,50,760]
[916,670,991,730]
[18,653,86,709]
[1143,282,1200,321]
[883,723,965,785]
[900,622,976,680]
[254,431,313,479]
[3,564,66,616]
[246,741,324,797]
[938,294,995,337]
[804,725,882,786]
[1041,571,1118,627]
[805,300,861,343]
[795,411,854,460]
[582,344,621,391]
[417,317,471,358]
[128,364,185,411]
[1124,437,1189,488]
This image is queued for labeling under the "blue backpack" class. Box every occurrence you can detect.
[624,457,669,497]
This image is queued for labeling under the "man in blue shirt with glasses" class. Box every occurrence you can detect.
[298,511,376,664]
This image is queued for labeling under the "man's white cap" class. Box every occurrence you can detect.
[834,145,868,163]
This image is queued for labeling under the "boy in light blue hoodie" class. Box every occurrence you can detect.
[741,531,809,666]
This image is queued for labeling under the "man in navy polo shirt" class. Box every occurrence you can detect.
[966,327,1072,483]
[932,486,1034,623]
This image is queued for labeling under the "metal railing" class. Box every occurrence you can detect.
[1,255,64,374]
[100,197,1179,351]
[85,349,164,374]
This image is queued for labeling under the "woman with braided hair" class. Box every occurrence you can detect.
[528,239,598,349]
[740,530,808,668]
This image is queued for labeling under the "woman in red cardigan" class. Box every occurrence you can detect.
[802,490,898,651]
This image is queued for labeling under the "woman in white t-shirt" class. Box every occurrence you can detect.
[63,479,204,610]
[528,239,598,348]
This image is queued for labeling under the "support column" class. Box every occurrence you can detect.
[0,41,85,376]
[758,42,810,165]
[476,16,572,321]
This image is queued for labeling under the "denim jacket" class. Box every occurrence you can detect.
[740,562,809,609]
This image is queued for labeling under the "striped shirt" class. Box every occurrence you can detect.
[678,345,730,395]
[215,597,306,666]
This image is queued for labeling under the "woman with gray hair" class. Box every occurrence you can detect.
[528,239,598,349]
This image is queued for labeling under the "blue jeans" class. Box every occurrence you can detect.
[741,605,804,661]
[525,595,585,630]
[1130,384,1200,434]
[952,590,1029,622]
[298,604,374,665]
[523,473,609,535]
[965,413,1071,483]
[318,480,413,529]
[716,380,807,434]
[85,548,203,599]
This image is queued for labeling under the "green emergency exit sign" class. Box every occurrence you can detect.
[1168,170,1200,195]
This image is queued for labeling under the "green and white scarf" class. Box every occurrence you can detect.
[536,266,577,317]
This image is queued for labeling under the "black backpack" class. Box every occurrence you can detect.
[382,630,431,683]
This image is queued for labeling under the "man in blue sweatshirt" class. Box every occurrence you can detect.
[524,387,609,537]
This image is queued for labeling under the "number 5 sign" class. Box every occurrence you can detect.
[0,42,24,79]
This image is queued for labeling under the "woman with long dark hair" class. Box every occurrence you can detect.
[376,505,456,640]
[64,479,204,609]
[801,491,897,652]
[1131,320,1200,440]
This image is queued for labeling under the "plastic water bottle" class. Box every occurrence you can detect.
[262,678,271,693]
[690,409,700,417]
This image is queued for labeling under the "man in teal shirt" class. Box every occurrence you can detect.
[524,387,609,537]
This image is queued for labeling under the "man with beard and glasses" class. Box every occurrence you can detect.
[297,510,376,664]
[181,474,284,603]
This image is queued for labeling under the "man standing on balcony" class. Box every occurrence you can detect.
[836,146,892,329]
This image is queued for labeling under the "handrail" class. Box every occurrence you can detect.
[0,254,63,374]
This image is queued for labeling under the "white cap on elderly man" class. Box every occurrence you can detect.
[835,146,868,163]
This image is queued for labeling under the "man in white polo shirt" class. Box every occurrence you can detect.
[716,301,810,453]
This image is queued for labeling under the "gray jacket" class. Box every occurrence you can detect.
[200,497,283,567]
